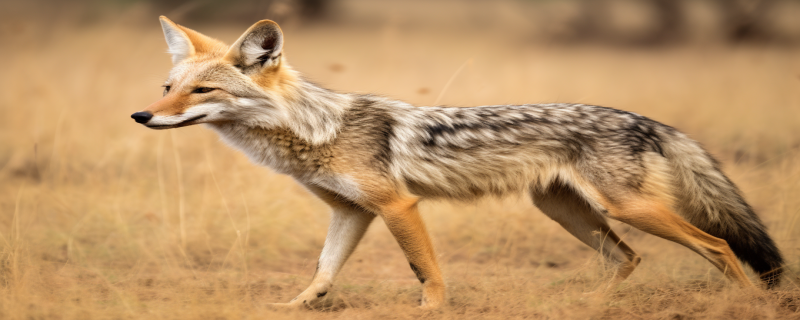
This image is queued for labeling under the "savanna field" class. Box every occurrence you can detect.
[2,0,800,318]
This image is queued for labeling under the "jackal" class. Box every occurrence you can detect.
[132,17,783,309]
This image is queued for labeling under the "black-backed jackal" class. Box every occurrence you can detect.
[132,17,784,309]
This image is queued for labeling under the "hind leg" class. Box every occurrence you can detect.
[603,196,754,288]
[531,183,641,291]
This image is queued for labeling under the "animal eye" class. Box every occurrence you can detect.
[193,87,216,94]
[163,85,171,96]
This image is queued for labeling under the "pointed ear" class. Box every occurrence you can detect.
[159,16,225,64]
[159,16,195,64]
[224,20,284,72]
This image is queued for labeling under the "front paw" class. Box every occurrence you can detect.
[419,282,446,309]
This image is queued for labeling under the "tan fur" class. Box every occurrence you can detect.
[604,162,751,287]
[601,196,753,287]
[259,65,297,91]
[222,19,296,90]
[248,127,334,174]
[161,16,227,57]
[531,182,642,293]
[142,85,231,117]
[377,194,445,308]
[142,91,189,116]
[179,28,227,57]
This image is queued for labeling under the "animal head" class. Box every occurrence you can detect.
[131,16,297,129]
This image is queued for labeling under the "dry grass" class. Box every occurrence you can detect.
[2,1,800,319]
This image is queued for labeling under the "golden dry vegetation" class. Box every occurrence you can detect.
[1,1,800,319]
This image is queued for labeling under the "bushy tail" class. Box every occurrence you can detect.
[662,133,783,288]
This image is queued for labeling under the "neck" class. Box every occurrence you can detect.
[278,79,351,145]
[204,74,350,175]
[212,71,351,146]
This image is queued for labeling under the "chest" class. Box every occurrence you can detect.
[210,124,370,203]
[222,126,333,174]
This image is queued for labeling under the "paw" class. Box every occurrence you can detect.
[418,295,445,310]
[418,282,446,309]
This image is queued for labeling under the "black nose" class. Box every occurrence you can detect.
[131,111,153,124]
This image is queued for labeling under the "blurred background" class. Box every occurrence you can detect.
[7,0,800,45]
[1,0,800,319]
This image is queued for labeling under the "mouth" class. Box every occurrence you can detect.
[145,114,207,129]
